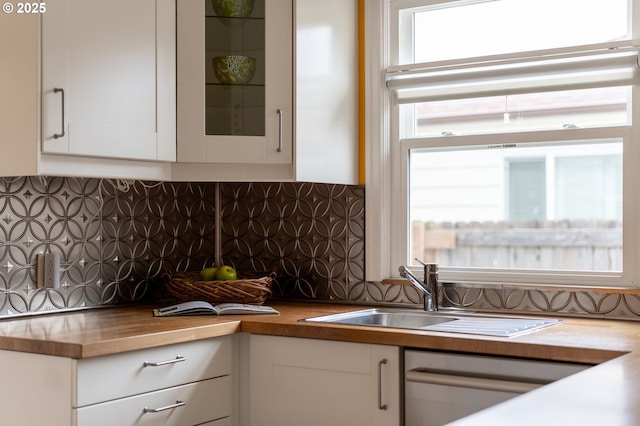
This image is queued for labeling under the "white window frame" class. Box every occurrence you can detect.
[364,0,640,287]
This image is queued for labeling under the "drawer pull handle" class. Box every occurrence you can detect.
[53,87,65,139]
[143,355,186,367]
[143,400,187,413]
[277,108,283,152]
[378,358,388,410]
[406,369,544,394]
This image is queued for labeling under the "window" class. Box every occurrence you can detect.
[402,0,628,64]
[365,0,639,286]
[409,140,623,272]
[506,157,546,221]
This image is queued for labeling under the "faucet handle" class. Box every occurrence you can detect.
[415,258,438,275]
[398,265,410,278]
[399,265,424,282]
[415,258,428,267]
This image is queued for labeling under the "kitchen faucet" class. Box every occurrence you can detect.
[398,260,439,312]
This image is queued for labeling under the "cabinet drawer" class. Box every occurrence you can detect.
[75,375,231,426]
[76,336,231,407]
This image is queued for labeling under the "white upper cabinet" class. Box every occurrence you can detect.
[175,0,293,181]
[2,0,357,183]
[177,0,291,165]
[0,13,38,176]
[0,0,175,180]
[174,0,359,184]
[42,0,175,161]
[294,0,360,184]
[42,0,176,163]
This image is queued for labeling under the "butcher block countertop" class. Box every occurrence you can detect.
[0,301,639,424]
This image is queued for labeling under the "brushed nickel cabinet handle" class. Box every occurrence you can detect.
[406,369,543,394]
[277,108,283,152]
[143,400,187,413]
[53,88,65,139]
[378,358,388,410]
[143,355,186,367]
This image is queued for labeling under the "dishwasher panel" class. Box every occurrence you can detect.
[404,350,590,426]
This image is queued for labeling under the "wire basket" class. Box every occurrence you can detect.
[164,271,276,305]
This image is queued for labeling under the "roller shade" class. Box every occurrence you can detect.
[386,45,639,104]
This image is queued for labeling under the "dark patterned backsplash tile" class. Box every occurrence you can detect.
[0,177,216,316]
[0,177,102,314]
[440,284,640,320]
[99,180,217,303]
[220,183,366,301]
[0,176,638,319]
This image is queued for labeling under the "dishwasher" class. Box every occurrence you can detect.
[404,349,590,425]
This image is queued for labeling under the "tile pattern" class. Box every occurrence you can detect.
[0,177,216,316]
[0,176,102,315]
[99,179,217,303]
[0,176,638,320]
[220,183,366,301]
[440,285,640,319]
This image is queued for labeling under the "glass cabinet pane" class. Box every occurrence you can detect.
[205,0,265,136]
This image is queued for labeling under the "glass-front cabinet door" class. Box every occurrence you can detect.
[177,0,293,166]
[206,0,264,137]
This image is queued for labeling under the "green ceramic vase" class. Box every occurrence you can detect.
[212,0,255,18]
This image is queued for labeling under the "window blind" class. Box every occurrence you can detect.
[386,45,639,103]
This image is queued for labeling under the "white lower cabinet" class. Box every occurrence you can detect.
[0,332,399,426]
[75,376,231,426]
[0,336,232,426]
[248,335,400,426]
[72,336,233,426]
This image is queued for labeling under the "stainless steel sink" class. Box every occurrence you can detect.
[305,309,457,328]
[302,308,561,337]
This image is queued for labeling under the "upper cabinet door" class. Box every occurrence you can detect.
[177,0,293,165]
[41,0,175,162]
[294,0,359,184]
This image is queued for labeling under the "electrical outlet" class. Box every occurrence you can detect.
[36,254,44,288]
[36,253,60,289]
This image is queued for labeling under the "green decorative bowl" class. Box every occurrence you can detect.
[212,55,256,85]
[212,0,255,17]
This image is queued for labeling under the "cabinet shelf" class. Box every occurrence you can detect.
[205,15,264,21]
[202,1,267,140]
[206,82,265,88]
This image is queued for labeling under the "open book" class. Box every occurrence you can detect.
[153,301,279,317]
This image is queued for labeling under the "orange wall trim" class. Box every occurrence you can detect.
[358,0,366,185]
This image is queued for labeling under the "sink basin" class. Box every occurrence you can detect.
[302,308,561,337]
[305,309,457,329]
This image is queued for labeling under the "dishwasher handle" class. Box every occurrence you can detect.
[406,368,545,394]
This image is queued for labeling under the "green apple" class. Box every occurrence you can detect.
[199,267,218,281]
[214,265,237,280]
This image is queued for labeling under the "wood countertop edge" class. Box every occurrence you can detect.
[0,316,243,358]
[0,303,633,363]
[77,321,243,358]
[0,302,636,424]
[238,320,628,365]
